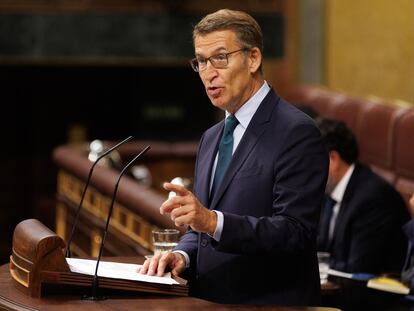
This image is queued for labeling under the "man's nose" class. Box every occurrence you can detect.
[202,61,218,80]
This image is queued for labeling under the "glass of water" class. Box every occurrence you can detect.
[152,229,180,255]
[317,252,330,284]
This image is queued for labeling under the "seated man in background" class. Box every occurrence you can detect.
[317,118,409,274]
[317,118,410,311]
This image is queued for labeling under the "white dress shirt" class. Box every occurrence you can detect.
[328,164,355,240]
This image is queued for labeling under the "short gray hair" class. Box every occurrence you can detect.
[193,9,263,53]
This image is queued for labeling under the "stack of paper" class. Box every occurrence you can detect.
[367,277,410,295]
[66,258,179,285]
[44,257,190,296]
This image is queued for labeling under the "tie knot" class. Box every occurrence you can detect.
[224,114,239,135]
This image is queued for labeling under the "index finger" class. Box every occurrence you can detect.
[163,182,189,196]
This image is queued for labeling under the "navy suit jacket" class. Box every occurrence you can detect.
[321,163,409,274]
[177,89,329,306]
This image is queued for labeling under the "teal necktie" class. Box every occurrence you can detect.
[211,114,239,197]
[319,196,337,251]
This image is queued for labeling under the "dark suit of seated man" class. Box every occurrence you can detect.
[316,118,410,311]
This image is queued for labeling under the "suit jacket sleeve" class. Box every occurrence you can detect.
[175,132,206,265]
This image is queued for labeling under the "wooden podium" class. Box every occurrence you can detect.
[9,219,187,298]
[3,220,345,311]
[0,261,343,311]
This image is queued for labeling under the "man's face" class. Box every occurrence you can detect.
[194,30,256,113]
[325,173,337,195]
[326,151,340,194]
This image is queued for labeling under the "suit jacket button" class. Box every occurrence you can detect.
[201,238,208,247]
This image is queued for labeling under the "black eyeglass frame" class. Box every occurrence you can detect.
[189,48,249,72]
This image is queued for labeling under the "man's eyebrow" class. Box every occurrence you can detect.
[195,47,227,58]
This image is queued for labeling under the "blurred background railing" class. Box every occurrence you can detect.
[52,140,197,258]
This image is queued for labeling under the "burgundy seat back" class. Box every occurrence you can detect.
[285,86,345,118]
[305,90,345,118]
[333,96,365,138]
[394,110,414,213]
[356,101,408,184]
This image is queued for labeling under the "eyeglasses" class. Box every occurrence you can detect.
[189,48,249,72]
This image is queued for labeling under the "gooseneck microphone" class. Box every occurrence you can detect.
[65,136,133,258]
[86,145,151,300]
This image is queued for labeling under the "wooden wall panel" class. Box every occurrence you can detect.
[326,0,414,102]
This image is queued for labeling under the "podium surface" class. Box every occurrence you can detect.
[0,263,343,311]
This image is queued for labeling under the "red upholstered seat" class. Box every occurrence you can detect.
[333,96,366,138]
[307,90,346,118]
[284,85,322,103]
[394,110,414,212]
[356,101,408,184]
[285,85,345,118]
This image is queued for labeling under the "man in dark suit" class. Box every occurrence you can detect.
[316,118,410,311]
[138,9,328,306]
[317,118,409,274]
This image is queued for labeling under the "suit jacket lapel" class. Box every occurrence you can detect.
[197,123,224,207]
[209,90,278,209]
[337,164,361,218]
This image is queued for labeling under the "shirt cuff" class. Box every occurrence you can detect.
[210,210,223,241]
[173,250,190,268]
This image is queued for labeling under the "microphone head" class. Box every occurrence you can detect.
[88,139,122,168]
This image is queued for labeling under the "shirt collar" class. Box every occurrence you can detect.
[331,163,355,204]
[225,81,270,129]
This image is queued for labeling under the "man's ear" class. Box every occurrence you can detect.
[248,47,262,73]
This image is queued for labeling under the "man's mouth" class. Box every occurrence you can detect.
[207,86,222,97]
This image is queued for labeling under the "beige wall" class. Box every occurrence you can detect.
[326,0,414,102]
